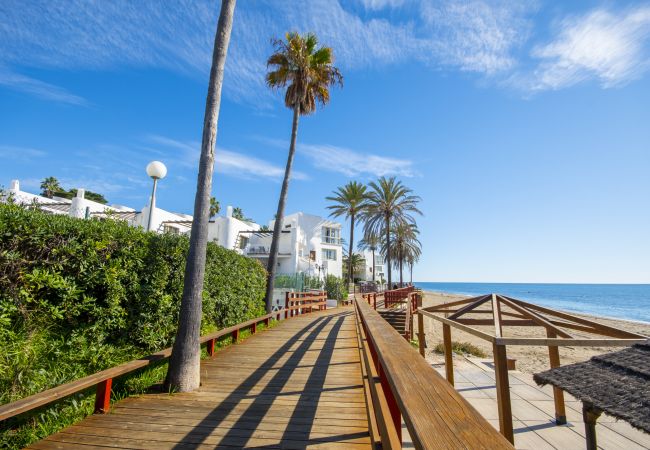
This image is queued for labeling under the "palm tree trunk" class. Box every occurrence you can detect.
[348,213,355,284]
[265,104,300,312]
[371,248,376,283]
[165,0,236,393]
[409,263,413,284]
[385,215,391,288]
[399,254,403,286]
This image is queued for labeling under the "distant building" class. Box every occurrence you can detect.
[358,249,386,284]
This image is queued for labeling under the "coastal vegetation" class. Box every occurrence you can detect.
[39,176,108,204]
[264,31,343,313]
[326,176,422,287]
[434,340,487,358]
[0,203,266,447]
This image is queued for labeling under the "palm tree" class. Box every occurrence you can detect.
[362,176,421,288]
[165,0,236,393]
[384,222,421,286]
[40,177,62,198]
[342,250,366,281]
[264,32,343,312]
[209,197,220,218]
[357,231,380,283]
[326,181,368,284]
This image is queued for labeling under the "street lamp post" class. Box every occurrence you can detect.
[146,161,167,232]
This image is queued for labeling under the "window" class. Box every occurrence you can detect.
[322,249,337,261]
[163,224,180,235]
[239,236,249,250]
[322,226,341,244]
[375,255,384,265]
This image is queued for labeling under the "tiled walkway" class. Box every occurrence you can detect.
[432,356,650,449]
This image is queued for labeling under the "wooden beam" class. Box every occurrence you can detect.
[443,323,454,386]
[546,330,566,425]
[503,296,648,339]
[417,313,426,357]
[492,294,503,337]
[448,295,491,320]
[583,405,602,450]
[493,343,514,444]
[420,294,488,312]
[498,296,573,339]
[495,337,646,347]
[419,310,496,343]
[456,319,536,326]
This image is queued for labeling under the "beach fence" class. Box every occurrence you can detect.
[416,293,648,445]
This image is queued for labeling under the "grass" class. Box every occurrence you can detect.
[434,340,487,358]
[0,319,278,449]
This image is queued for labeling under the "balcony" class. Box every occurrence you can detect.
[322,236,342,245]
[244,245,291,257]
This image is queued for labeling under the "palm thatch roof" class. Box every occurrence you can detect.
[534,340,650,434]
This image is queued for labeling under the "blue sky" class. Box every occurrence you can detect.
[1,0,649,283]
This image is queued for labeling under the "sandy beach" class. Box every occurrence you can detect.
[420,290,650,374]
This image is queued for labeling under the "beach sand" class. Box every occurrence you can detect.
[420,290,650,374]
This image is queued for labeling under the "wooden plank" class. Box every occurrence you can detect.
[357,299,512,449]
[495,337,646,346]
[497,295,573,339]
[419,309,496,343]
[546,330,566,425]
[492,294,503,337]
[442,323,454,386]
[493,343,514,444]
[448,295,491,319]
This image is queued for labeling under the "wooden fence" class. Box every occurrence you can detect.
[0,291,327,423]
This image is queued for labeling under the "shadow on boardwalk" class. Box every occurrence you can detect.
[29,308,371,449]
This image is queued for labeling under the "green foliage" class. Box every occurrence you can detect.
[434,341,487,358]
[324,275,348,301]
[0,203,266,448]
[273,273,322,291]
[55,189,108,205]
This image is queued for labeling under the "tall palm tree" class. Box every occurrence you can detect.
[209,197,220,218]
[384,222,421,286]
[326,181,368,284]
[264,32,343,312]
[40,177,61,198]
[362,176,421,288]
[357,231,380,283]
[165,0,236,393]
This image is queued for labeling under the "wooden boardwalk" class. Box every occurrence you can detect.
[28,308,371,449]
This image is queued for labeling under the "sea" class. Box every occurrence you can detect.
[413,282,650,324]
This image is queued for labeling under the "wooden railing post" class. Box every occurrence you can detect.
[373,293,377,310]
[417,312,426,357]
[251,322,257,334]
[264,317,270,327]
[442,323,454,386]
[94,378,112,414]
[493,343,514,444]
[284,293,288,319]
[547,330,567,424]
[232,329,240,343]
[207,338,216,357]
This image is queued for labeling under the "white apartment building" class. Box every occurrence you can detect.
[358,250,386,284]
[5,179,343,282]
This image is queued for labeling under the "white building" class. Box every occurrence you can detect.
[207,205,259,251]
[358,250,386,284]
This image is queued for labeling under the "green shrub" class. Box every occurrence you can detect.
[324,275,348,301]
[0,204,266,448]
[434,340,487,358]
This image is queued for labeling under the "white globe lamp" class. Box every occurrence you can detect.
[146,161,167,231]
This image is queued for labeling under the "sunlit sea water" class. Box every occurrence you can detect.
[413,282,650,323]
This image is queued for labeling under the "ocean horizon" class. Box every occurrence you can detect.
[413,282,650,324]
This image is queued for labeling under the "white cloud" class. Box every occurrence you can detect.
[0,145,47,161]
[147,135,308,181]
[0,69,87,105]
[420,0,535,74]
[524,6,650,91]
[0,0,535,104]
[300,143,416,178]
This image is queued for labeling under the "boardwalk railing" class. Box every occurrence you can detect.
[363,286,415,311]
[0,291,326,423]
[354,297,513,449]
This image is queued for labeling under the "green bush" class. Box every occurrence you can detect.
[0,203,266,447]
[324,275,348,301]
[434,340,487,358]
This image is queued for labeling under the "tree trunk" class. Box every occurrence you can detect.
[409,263,413,284]
[399,254,403,286]
[348,213,355,284]
[385,215,391,288]
[265,104,300,312]
[165,0,236,393]
[371,248,376,283]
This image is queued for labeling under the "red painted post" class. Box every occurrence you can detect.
[207,338,215,357]
[264,317,270,327]
[94,378,112,414]
[373,293,377,310]
[251,322,257,334]
[378,362,402,442]
[285,292,290,320]
[232,329,240,343]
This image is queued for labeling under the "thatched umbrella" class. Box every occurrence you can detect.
[534,340,650,450]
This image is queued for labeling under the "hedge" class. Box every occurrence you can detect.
[0,203,266,446]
